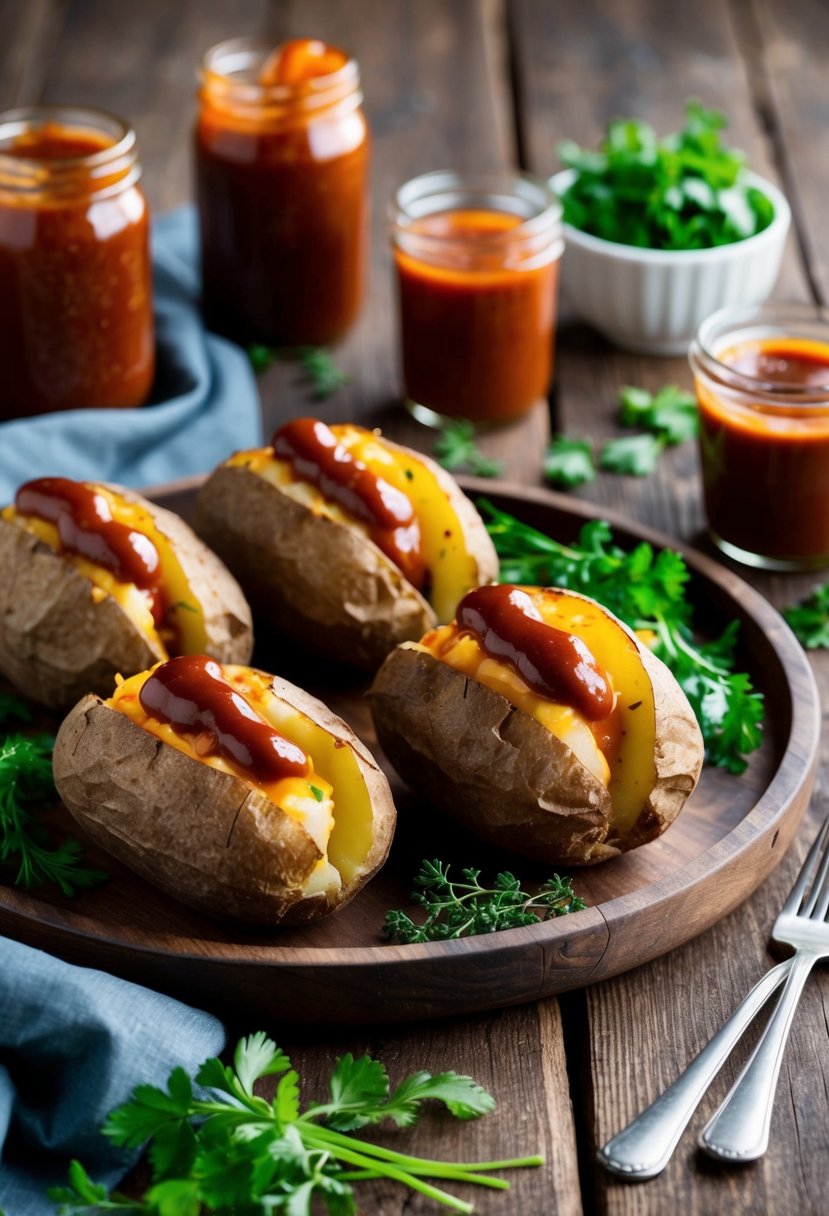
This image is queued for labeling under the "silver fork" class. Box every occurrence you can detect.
[598,815,829,1178]
[700,814,829,1161]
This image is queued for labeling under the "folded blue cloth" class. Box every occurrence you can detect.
[0,207,263,503]
[0,937,226,1214]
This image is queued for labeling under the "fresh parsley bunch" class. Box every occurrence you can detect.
[482,504,764,773]
[558,101,775,250]
[385,860,585,944]
[50,1032,542,1215]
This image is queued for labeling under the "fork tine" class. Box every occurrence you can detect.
[780,814,829,918]
[804,823,829,918]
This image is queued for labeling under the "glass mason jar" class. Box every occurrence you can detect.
[195,37,370,346]
[690,302,829,571]
[0,106,154,419]
[390,171,563,426]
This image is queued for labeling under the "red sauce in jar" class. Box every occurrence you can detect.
[15,477,165,622]
[273,418,426,590]
[456,584,613,720]
[393,207,560,422]
[139,655,310,782]
[695,337,829,563]
[196,38,369,345]
[0,113,154,417]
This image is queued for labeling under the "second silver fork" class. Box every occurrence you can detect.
[699,813,829,1161]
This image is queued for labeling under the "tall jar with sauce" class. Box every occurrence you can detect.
[390,171,563,426]
[0,107,154,419]
[690,302,829,570]
[196,37,369,346]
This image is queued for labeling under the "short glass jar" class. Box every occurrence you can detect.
[390,171,563,426]
[195,37,370,346]
[690,302,829,570]
[0,106,154,419]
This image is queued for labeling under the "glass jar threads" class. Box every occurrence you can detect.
[390,171,563,426]
[195,37,370,346]
[0,106,154,418]
[690,302,829,570]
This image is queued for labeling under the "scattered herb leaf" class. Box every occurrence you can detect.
[384,859,586,944]
[50,1032,542,1214]
[618,384,698,445]
[309,784,325,803]
[783,582,829,649]
[247,344,349,400]
[481,502,763,772]
[543,436,596,489]
[0,734,107,896]
[558,101,774,250]
[599,432,665,477]
[434,420,503,479]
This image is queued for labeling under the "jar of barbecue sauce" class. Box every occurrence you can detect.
[0,107,154,418]
[690,303,829,570]
[391,171,563,426]
[196,37,369,345]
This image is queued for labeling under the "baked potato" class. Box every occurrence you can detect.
[192,418,499,669]
[368,584,704,865]
[0,477,253,708]
[53,655,396,924]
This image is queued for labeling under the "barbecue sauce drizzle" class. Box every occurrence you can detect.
[456,585,614,721]
[139,655,310,783]
[272,418,427,590]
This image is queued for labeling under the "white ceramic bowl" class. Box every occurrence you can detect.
[549,169,791,356]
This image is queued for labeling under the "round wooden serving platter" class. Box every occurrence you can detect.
[0,479,820,1024]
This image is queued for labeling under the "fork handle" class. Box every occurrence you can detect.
[700,951,819,1161]
[597,958,792,1179]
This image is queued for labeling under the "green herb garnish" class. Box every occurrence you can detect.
[384,859,586,944]
[0,734,107,895]
[50,1032,542,1214]
[309,784,325,803]
[247,344,349,400]
[543,435,596,489]
[434,419,503,479]
[783,582,829,649]
[600,384,699,476]
[558,100,775,250]
[599,432,664,477]
[482,503,763,773]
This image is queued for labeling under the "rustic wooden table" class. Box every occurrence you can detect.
[3,1,828,1211]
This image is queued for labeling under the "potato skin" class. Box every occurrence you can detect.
[52,679,396,925]
[192,441,499,670]
[0,486,254,709]
[368,631,703,867]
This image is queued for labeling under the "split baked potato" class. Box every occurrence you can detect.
[53,655,396,924]
[193,419,499,669]
[0,477,253,708]
[369,584,704,865]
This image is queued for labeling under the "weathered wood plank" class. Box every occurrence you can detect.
[0,0,65,109]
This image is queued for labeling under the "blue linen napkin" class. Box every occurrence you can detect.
[0,936,226,1215]
[0,207,263,503]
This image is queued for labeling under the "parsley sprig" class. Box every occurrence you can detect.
[558,101,775,250]
[384,860,586,944]
[50,1032,542,1215]
[0,733,107,896]
[434,420,503,479]
[482,503,764,773]
[248,344,349,400]
[783,582,829,649]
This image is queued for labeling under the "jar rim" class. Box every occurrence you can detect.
[392,170,562,241]
[0,106,136,170]
[690,301,829,402]
[199,36,359,106]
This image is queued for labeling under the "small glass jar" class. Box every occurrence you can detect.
[390,171,563,426]
[0,106,154,419]
[195,37,370,346]
[690,302,829,570]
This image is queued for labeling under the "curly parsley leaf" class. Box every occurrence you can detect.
[384,859,586,944]
[783,582,829,649]
[51,1033,542,1214]
[434,419,503,479]
[544,436,596,489]
[600,432,665,477]
[480,501,763,772]
[247,344,349,400]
